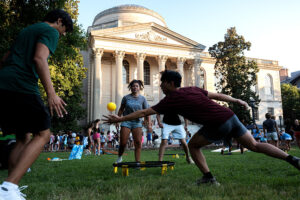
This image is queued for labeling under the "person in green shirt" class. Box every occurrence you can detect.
[0,9,73,200]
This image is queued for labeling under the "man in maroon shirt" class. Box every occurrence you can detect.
[103,70,300,185]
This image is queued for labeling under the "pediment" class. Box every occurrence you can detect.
[90,23,205,50]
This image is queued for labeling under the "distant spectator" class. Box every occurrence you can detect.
[100,132,106,149]
[291,119,300,149]
[279,128,292,151]
[263,113,280,147]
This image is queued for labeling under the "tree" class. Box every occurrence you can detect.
[208,27,260,124]
[0,0,87,131]
[281,83,300,120]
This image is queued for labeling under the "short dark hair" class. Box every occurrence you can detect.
[43,9,73,32]
[265,113,271,119]
[160,70,182,87]
[128,80,144,90]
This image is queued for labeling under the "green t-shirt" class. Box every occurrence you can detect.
[0,22,59,95]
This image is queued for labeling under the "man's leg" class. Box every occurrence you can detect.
[188,133,211,174]
[158,139,168,161]
[237,131,288,159]
[6,129,50,185]
[8,133,32,176]
[180,139,193,163]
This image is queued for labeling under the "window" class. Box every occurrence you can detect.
[122,60,129,84]
[267,107,274,116]
[144,61,150,85]
[265,74,273,96]
[199,68,206,89]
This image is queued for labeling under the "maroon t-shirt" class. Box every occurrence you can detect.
[152,87,234,128]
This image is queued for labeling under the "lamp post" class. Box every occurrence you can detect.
[249,98,256,126]
[279,116,282,131]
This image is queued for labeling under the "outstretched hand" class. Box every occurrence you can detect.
[102,114,122,124]
[236,99,250,110]
[48,94,67,118]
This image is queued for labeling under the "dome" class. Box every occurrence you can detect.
[92,4,167,29]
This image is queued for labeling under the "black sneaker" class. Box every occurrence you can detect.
[196,176,220,186]
[290,156,300,170]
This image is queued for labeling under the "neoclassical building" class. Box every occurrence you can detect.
[82,5,283,125]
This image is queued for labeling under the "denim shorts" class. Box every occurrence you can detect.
[197,115,248,142]
[121,121,143,129]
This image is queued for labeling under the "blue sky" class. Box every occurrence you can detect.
[78,0,300,74]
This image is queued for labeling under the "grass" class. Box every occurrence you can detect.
[1,148,300,200]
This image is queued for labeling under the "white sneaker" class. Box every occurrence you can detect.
[116,156,123,163]
[0,183,27,200]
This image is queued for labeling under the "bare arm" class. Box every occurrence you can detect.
[103,108,157,124]
[207,92,249,110]
[156,114,163,128]
[0,51,10,69]
[34,42,67,117]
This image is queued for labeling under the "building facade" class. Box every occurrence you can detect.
[82,5,283,125]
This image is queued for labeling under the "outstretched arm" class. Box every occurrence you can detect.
[207,92,249,110]
[103,108,157,124]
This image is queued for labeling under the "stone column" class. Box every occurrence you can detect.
[88,51,94,122]
[177,57,186,87]
[194,59,203,87]
[93,48,104,120]
[157,55,168,99]
[135,53,146,82]
[114,50,125,109]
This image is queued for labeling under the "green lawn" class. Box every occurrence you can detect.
[1,148,300,200]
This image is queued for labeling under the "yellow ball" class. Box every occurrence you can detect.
[107,102,117,111]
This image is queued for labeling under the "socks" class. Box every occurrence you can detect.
[203,172,214,179]
[286,155,300,170]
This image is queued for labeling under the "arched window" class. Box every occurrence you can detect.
[122,60,129,84]
[265,74,273,96]
[199,68,206,89]
[144,61,150,85]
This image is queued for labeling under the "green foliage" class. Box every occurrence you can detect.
[209,27,260,123]
[0,0,87,132]
[281,83,300,120]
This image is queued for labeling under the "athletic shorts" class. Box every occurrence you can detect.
[0,89,50,136]
[197,115,247,142]
[93,133,100,140]
[147,133,152,141]
[121,121,142,129]
[266,132,278,141]
[161,123,186,140]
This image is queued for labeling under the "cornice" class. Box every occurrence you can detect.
[90,22,205,50]
[91,34,203,52]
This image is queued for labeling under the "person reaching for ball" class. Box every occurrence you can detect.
[103,70,300,186]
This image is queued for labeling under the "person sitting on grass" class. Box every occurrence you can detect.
[279,128,292,151]
[103,70,300,186]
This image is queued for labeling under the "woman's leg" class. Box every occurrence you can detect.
[118,127,131,157]
[97,138,101,155]
[132,128,143,162]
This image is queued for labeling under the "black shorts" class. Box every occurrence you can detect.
[0,89,51,136]
[198,115,247,142]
